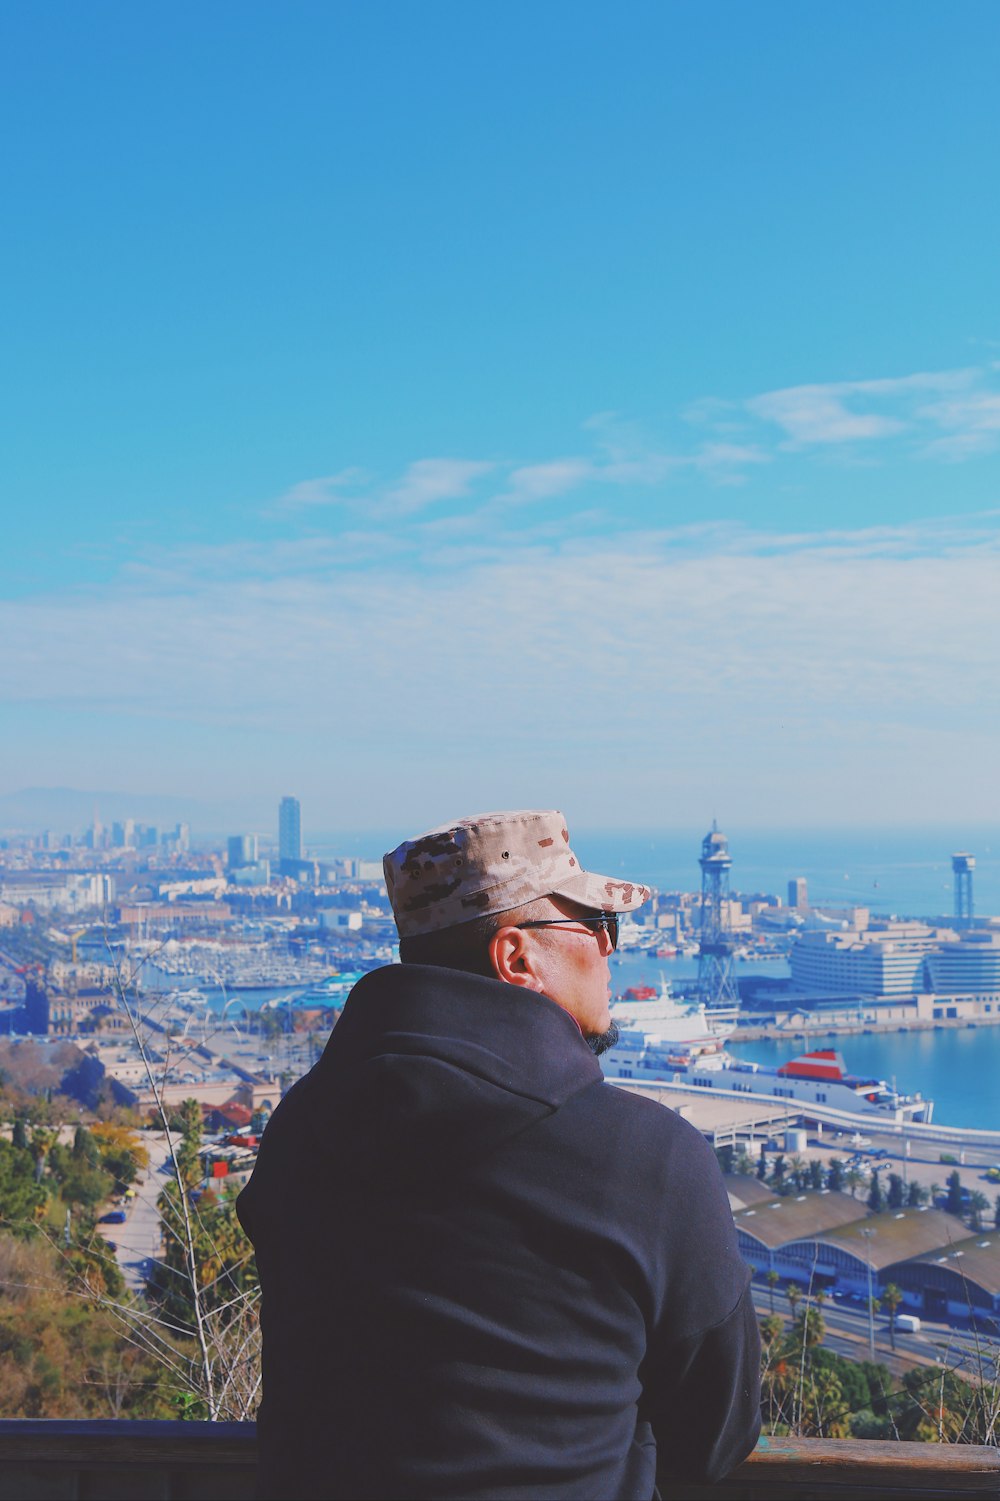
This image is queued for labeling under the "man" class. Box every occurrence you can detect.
[238,809,760,1500]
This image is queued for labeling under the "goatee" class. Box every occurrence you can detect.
[585,1020,620,1057]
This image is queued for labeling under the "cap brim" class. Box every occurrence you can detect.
[550,869,651,914]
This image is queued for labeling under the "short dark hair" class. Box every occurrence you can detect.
[397,899,550,978]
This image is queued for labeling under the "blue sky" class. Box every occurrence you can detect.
[2,2,1000,837]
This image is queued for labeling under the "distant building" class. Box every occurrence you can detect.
[925,931,1000,995]
[276,792,300,864]
[787,877,808,910]
[111,818,136,849]
[279,797,302,863]
[319,910,363,930]
[228,833,259,869]
[790,922,951,998]
[952,851,975,926]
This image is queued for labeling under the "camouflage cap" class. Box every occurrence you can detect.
[383,809,651,940]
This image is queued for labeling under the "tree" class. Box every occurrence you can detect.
[0,1140,47,1230]
[756,1150,768,1181]
[945,1170,964,1217]
[770,1154,786,1190]
[807,1159,824,1191]
[881,1283,904,1351]
[967,1191,989,1231]
[759,1313,783,1348]
[89,1124,149,1194]
[867,1169,885,1213]
[994,1194,1000,1230]
[786,1282,801,1327]
[47,1142,113,1211]
[907,1180,927,1207]
[793,1301,825,1350]
[845,1165,864,1199]
[826,1157,845,1192]
[715,1144,735,1175]
[787,1155,807,1192]
[765,1268,780,1314]
[887,1173,905,1210]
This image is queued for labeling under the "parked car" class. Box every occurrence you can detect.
[99,1209,127,1225]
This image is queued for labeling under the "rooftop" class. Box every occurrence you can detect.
[734,1190,865,1250]
[903,1230,1000,1298]
[817,1207,972,1270]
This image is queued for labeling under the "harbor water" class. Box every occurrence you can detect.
[608,948,999,1132]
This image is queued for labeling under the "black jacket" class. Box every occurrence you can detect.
[237,964,760,1500]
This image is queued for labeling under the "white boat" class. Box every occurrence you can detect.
[610,979,733,1058]
[602,1039,934,1124]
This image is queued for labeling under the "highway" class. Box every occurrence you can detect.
[753,1283,1000,1381]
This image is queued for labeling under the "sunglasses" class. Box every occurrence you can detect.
[516,912,620,952]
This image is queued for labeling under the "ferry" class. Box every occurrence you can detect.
[602,1036,934,1123]
[610,980,733,1057]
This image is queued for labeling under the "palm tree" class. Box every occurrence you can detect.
[845,1166,864,1199]
[786,1282,801,1328]
[881,1283,904,1351]
[765,1268,780,1315]
[788,1154,808,1192]
[968,1190,990,1231]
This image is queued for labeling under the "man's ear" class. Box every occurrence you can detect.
[489,926,546,992]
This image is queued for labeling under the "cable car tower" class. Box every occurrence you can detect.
[952,852,975,927]
[697,822,740,1013]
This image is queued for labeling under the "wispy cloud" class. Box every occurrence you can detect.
[6,512,1000,825]
[501,459,595,502]
[748,385,906,444]
[918,392,1000,460]
[268,469,369,513]
[743,363,1000,457]
[379,458,496,516]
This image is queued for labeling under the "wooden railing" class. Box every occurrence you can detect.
[0,1422,995,1499]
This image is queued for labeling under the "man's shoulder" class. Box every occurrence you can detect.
[572,1077,718,1163]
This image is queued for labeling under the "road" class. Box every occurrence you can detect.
[752,1284,999,1380]
[94,1132,174,1292]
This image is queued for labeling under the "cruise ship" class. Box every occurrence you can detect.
[610,980,733,1057]
[602,1029,935,1123]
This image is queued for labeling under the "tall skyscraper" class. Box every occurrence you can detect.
[279,797,302,863]
[787,877,808,910]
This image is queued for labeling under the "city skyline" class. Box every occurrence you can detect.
[3,5,1000,830]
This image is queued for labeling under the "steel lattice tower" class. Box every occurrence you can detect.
[697,822,740,1011]
[952,852,975,927]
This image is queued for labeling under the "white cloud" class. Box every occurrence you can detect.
[379,458,496,515]
[748,385,906,444]
[502,459,595,501]
[745,363,1000,457]
[268,469,369,512]
[918,392,1000,459]
[5,516,1000,832]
